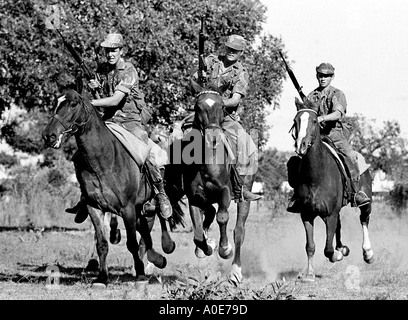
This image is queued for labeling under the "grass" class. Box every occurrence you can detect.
[2,168,408,300]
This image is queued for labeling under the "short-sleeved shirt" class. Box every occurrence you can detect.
[307,85,347,117]
[204,54,249,100]
[307,85,348,134]
[97,58,147,123]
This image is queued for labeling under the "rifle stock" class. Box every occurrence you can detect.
[279,51,307,102]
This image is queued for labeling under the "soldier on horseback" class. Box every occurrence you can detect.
[182,34,261,202]
[66,32,172,222]
[287,62,371,212]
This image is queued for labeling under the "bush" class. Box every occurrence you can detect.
[387,183,408,214]
[0,157,80,228]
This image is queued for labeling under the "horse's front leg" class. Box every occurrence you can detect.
[335,214,350,257]
[136,212,167,270]
[301,213,316,281]
[230,200,250,285]
[323,213,344,263]
[190,204,215,257]
[122,206,147,282]
[360,203,374,263]
[87,207,109,287]
[360,171,374,264]
[217,186,233,259]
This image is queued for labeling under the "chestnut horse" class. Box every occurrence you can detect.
[42,89,184,287]
[290,98,374,280]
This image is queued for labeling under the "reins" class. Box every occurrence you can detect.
[50,97,92,134]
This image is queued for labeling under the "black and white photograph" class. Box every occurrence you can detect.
[1,0,408,307]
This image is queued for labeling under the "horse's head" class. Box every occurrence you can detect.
[42,89,92,148]
[192,83,225,150]
[292,97,320,156]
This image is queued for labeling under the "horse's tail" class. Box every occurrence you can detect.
[165,184,187,231]
[164,163,187,231]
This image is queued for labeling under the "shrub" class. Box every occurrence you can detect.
[387,183,408,214]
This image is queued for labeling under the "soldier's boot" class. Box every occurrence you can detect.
[65,196,89,223]
[348,160,371,207]
[230,165,261,202]
[146,161,172,220]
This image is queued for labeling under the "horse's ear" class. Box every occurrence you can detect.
[190,78,203,94]
[304,98,319,113]
[295,97,303,111]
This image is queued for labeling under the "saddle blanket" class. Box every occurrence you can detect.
[105,121,151,167]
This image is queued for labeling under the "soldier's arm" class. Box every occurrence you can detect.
[317,94,347,123]
[223,93,241,108]
[91,90,126,108]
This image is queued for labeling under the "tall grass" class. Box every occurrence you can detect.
[0,159,80,229]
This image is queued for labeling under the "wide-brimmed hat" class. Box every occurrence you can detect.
[225,34,246,51]
[316,62,335,75]
[100,33,124,48]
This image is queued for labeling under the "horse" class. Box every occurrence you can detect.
[165,83,257,285]
[42,89,184,287]
[290,97,374,280]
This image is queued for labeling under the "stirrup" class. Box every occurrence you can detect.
[353,191,370,207]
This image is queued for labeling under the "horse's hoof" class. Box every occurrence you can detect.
[339,246,350,257]
[207,238,216,252]
[329,250,343,263]
[147,250,167,269]
[85,259,99,272]
[110,229,121,245]
[162,240,176,254]
[219,243,234,260]
[91,282,107,290]
[363,249,374,264]
[157,257,167,269]
[195,246,206,258]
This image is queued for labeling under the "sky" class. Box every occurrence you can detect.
[260,0,408,151]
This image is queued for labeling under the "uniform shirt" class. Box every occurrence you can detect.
[307,85,348,134]
[307,85,347,117]
[204,54,249,101]
[97,58,148,123]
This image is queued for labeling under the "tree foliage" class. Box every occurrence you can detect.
[1,0,287,153]
[347,114,408,179]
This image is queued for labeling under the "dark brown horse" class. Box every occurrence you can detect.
[42,89,183,287]
[166,84,257,284]
[290,98,374,280]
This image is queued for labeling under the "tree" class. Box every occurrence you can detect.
[347,114,408,179]
[255,148,290,196]
[1,0,287,154]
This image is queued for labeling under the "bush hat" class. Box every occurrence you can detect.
[316,62,335,75]
[101,33,124,48]
[225,34,246,51]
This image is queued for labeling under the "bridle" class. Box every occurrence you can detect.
[289,108,318,140]
[49,97,92,135]
[195,90,223,132]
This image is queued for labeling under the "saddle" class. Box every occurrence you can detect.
[286,136,352,207]
[321,136,352,206]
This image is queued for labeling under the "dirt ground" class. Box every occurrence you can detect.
[1,201,408,300]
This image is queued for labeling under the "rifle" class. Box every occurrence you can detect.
[279,51,307,102]
[198,15,207,86]
[51,21,101,99]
